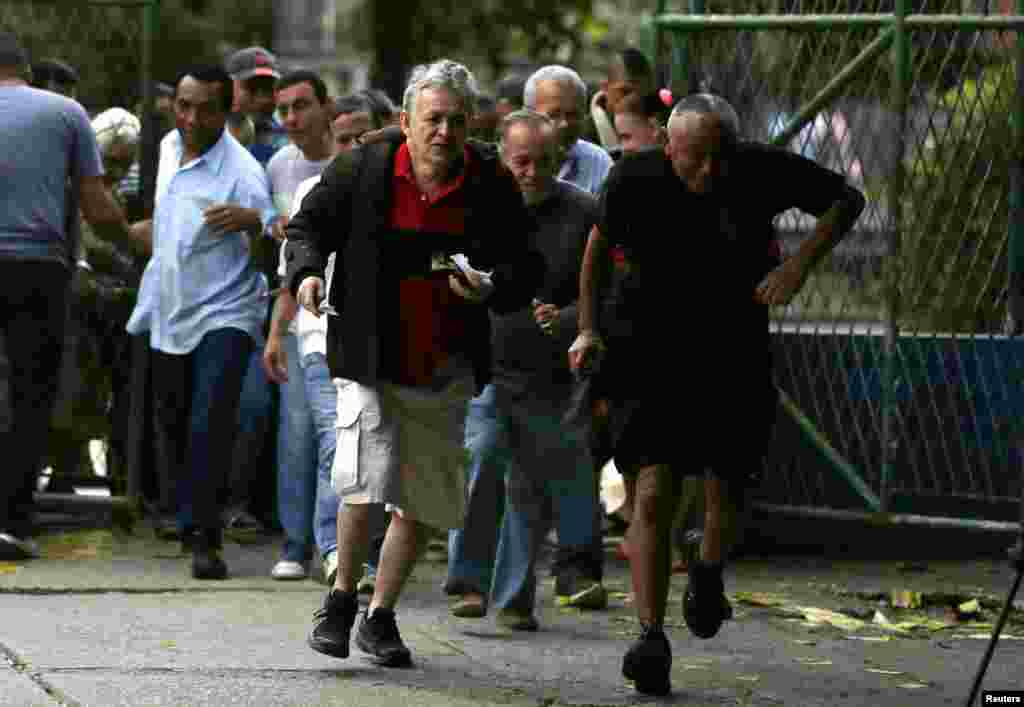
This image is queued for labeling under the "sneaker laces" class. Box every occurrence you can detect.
[638,623,666,642]
[314,591,355,621]
[367,608,402,643]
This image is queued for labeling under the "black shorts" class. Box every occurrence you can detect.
[610,377,778,484]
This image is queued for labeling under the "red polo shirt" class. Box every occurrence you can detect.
[389,142,474,387]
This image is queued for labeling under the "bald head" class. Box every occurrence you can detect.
[499,109,560,205]
[667,93,740,142]
[665,110,736,195]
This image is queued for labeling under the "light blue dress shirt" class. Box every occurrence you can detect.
[558,138,613,196]
[126,129,276,355]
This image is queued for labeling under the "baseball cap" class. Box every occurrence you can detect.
[226,46,280,82]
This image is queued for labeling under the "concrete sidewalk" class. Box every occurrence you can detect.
[1,524,1023,706]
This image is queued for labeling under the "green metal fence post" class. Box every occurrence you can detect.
[655,0,668,87]
[127,0,158,505]
[139,0,159,217]
[883,0,911,514]
[684,0,706,94]
[1010,0,1024,336]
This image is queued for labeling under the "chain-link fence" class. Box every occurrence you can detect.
[655,1,1024,525]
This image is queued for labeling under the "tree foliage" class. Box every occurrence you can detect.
[0,0,273,111]
[363,0,599,102]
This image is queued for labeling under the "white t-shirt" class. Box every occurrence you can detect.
[277,175,333,359]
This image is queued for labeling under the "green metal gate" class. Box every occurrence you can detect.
[653,0,1024,532]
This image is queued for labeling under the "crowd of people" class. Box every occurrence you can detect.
[0,30,864,695]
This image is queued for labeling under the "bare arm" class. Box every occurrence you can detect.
[792,183,865,272]
[269,288,299,338]
[79,175,151,256]
[262,289,298,384]
[756,183,866,306]
[578,224,611,335]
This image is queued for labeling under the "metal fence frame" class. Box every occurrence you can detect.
[653,0,1024,534]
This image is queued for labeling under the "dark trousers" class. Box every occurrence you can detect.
[0,261,70,533]
[150,328,252,533]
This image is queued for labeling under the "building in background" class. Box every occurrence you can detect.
[272,0,369,98]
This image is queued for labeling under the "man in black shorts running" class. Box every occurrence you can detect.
[570,93,865,695]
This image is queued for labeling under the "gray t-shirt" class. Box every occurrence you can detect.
[266,143,334,215]
[0,85,103,267]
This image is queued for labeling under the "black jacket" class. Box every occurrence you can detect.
[283,131,545,391]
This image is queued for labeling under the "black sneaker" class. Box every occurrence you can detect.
[308,590,359,658]
[555,566,608,610]
[683,560,728,639]
[0,532,40,560]
[355,608,412,667]
[622,624,672,696]
[190,529,228,580]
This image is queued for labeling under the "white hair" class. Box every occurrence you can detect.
[496,109,554,147]
[666,93,741,142]
[523,65,587,112]
[401,59,479,117]
[91,107,141,154]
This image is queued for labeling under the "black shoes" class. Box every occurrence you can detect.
[189,528,228,580]
[0,531,39,561]
[309,596,411,668]
[622,624,672,696]
[683,560,729,639]
[355,607,413,667]
[554,566,608,610]
[308,590,359,659]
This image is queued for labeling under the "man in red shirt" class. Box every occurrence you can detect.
[285,59,543,668]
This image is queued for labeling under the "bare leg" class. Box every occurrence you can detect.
[334,502,372,593]
[368,509,431,613]
[627,465,681,626]
[700,474,724,564]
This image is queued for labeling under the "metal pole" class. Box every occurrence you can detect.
[771,27,896,148]
[138,0,159,219]
[752,502,1023,534]
[655,0,668,88]
[654,13,1024,30]
[127,0,158,505]
[883,0,910,514]
[1008,0,1024,335]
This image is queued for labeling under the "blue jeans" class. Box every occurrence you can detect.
[446,384,506,594]
[229,347,276,517]
[276,334,340,562]
[150,328,253,533]
[489,385,601,612]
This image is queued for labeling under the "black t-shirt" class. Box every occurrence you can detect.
[491,180,597,391]
[596,142,847,383]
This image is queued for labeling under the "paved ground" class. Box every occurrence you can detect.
[1,523,1023,707]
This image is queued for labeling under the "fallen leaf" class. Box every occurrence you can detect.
[865,668,904,676]
[957,599,981,619]
[159,640,177,649]
[733,592,788,608]
[800,606,867,631]
[891,590,923,610]
[796,658,833,667]
[0,563,18,574]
